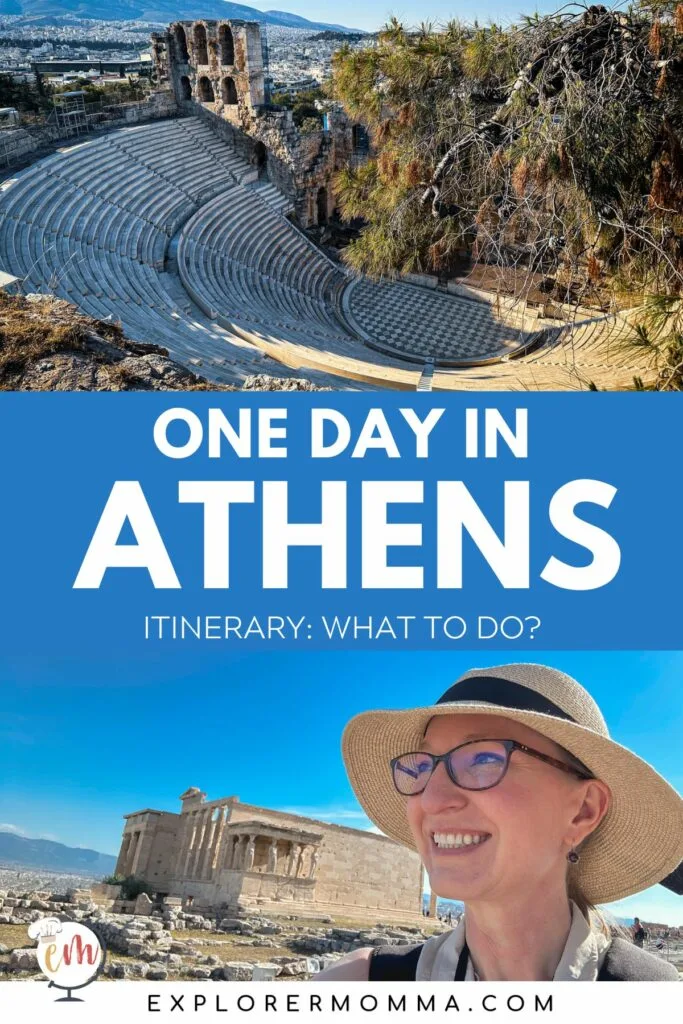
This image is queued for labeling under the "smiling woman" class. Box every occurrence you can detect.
[318,663,683,982]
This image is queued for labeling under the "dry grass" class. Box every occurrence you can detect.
[0,291,125,387]
[293,913,440,934]
[190,943,294,962]
[0,302,90,381]
[0,291,232,391]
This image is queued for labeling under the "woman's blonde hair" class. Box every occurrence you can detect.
[569,873,630,940]
[568,877,609,936]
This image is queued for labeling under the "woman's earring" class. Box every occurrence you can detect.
[567,848,580,864]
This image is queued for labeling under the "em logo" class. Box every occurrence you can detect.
[28,918,106,1001]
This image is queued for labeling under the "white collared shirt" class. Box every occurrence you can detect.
[415,901,611,981]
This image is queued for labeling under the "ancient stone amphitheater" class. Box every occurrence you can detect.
[0,115,652,390]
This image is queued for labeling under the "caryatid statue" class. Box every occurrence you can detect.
[233,836,245,869]
[287,844,301,877]
[295,845,305,878]
[308,848,319,878]
[244,834,255,871]
[267,840,277,874]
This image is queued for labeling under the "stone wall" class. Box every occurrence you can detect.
[152,18,366,227]
[116,808,180,886]
[162,20,264,120]
[227,802,423,918]
[0,91,177,176]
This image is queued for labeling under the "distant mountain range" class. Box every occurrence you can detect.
[0,829,116,877]
[0,0,363,33]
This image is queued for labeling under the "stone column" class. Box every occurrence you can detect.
[187,809,204,878]
[224,835,237,869]
[206,805,227,879]
[190,808,211,878]
[197,809,217,879]
[179,812,195,878]
[180,811,198,876]
[428,891,437,917]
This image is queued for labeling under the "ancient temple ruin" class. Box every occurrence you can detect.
[150,19,359,227]
[115,787,424,921]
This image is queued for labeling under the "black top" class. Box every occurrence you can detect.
[368,937,679,981]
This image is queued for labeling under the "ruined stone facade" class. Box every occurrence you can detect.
[151,20,365,227]
[115,787,424,922]
[153,21,265,119]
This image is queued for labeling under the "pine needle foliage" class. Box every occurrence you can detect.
[330,2,683,310]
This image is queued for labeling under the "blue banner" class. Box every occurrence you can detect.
[0,392,679,652]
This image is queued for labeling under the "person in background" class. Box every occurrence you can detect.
[632,918,647,948]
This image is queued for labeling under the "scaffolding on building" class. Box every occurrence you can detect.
[53,91,88,138]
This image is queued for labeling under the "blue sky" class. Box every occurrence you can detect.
[0,651,681,923]
[253,1,560,32]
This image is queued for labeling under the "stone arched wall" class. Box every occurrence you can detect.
[197,76,214,103]
[193,22,209,65]
[174,24,189,63]
[157,19,365,228]
[219,23,235,66]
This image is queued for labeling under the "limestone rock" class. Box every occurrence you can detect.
[241,374,329,392]
[186,967,212,979]
[278,959,311,976]
[126,961,150,979]
[106,962,127,979]
[9,949,39,973]
[218,918,243,932]
[220,962,254,981]
[146,963,168,980]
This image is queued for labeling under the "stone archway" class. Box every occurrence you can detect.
[219,24,235,65]
[174,25,189,63]
[253,141,267,169]
[198,76,215,103]
[352,123,369,153]
[193,23,209,65]
[221,76,238,105]
[179,75,192,101]
[316,186,328,225]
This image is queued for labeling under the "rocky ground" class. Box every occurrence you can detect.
[3,886,679,982]
[0,888,443,982]
[0,293,330,392]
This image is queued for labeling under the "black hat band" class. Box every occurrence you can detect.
[436,676,577,724]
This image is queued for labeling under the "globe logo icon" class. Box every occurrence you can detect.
[28,918,106,1001]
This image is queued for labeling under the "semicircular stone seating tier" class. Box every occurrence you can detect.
[0,116,653,390]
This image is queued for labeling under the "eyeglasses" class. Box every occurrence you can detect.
[391,739,593,796]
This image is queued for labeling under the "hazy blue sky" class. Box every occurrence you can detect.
[252,1,554,32]
[1,650,681,923]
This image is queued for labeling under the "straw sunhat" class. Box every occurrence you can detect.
[342,663,683,905]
